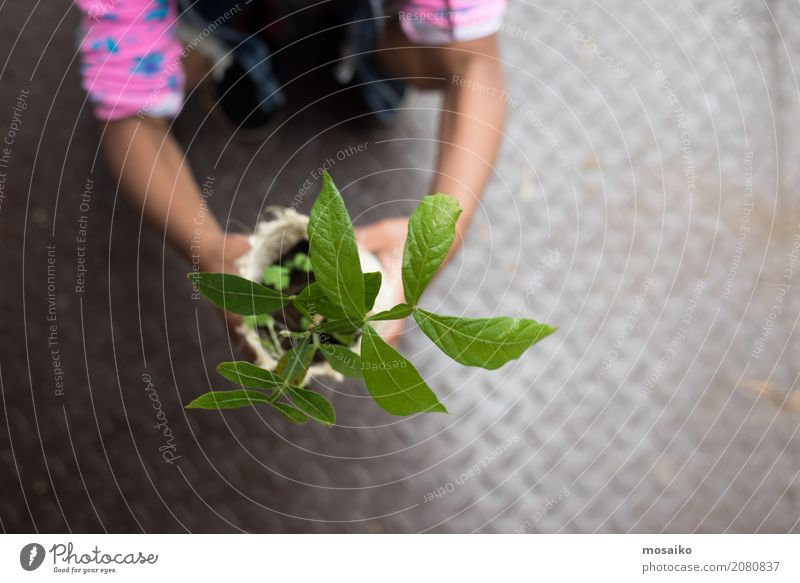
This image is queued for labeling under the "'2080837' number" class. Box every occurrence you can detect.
[729,562,780,572]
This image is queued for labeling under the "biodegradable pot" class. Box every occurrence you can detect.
[234,207,393,384]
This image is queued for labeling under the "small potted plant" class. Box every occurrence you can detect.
[187,173,555,425]
[228,204,395,385]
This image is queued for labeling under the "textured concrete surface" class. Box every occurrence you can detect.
[1,0,799,533]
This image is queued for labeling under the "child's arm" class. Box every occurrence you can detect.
[101,116,249,274]
[357,21,507,341]
[360,16,506,254]
[102,116,252,356]
[425,32,507,249]
[77,0,248,273]
[78,1,251,353]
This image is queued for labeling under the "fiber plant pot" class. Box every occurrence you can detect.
[234,207,394,384]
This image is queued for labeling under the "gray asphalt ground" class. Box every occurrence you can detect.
[1,0,799,532]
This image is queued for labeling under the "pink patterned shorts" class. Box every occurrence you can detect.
[399,0,507,44]
[77,0,507,121]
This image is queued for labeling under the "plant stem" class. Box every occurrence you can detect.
[266,320,283,356]
[282,332,312,391]
[279,330,311,339]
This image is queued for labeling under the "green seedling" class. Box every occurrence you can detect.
[186,172,555,425]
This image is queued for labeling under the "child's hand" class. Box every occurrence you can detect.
[356,218,409,346]
[199,233,257,361]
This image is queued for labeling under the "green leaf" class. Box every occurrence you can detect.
[276,343,316,386]
[315,317,362,335]
[413,308,556,370]
[294,282,348,322]
[294,271,380,327]
[188,272,289,315]
[243,313,275,328]
[308,172,365,319]
[217,361,285,389]
[369,303,413,321]
[320,343,363,378]
[290,252,312,273]
[364,271,382,312]
[402,195,462,305]
[271,402,309,424]
[331,332,356,346]
[295,282,327,303]
[360,325,447,415]
[186,390,272,410]
[292,281,324,314]
[263,265,290,290]
[286,387,336,426]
